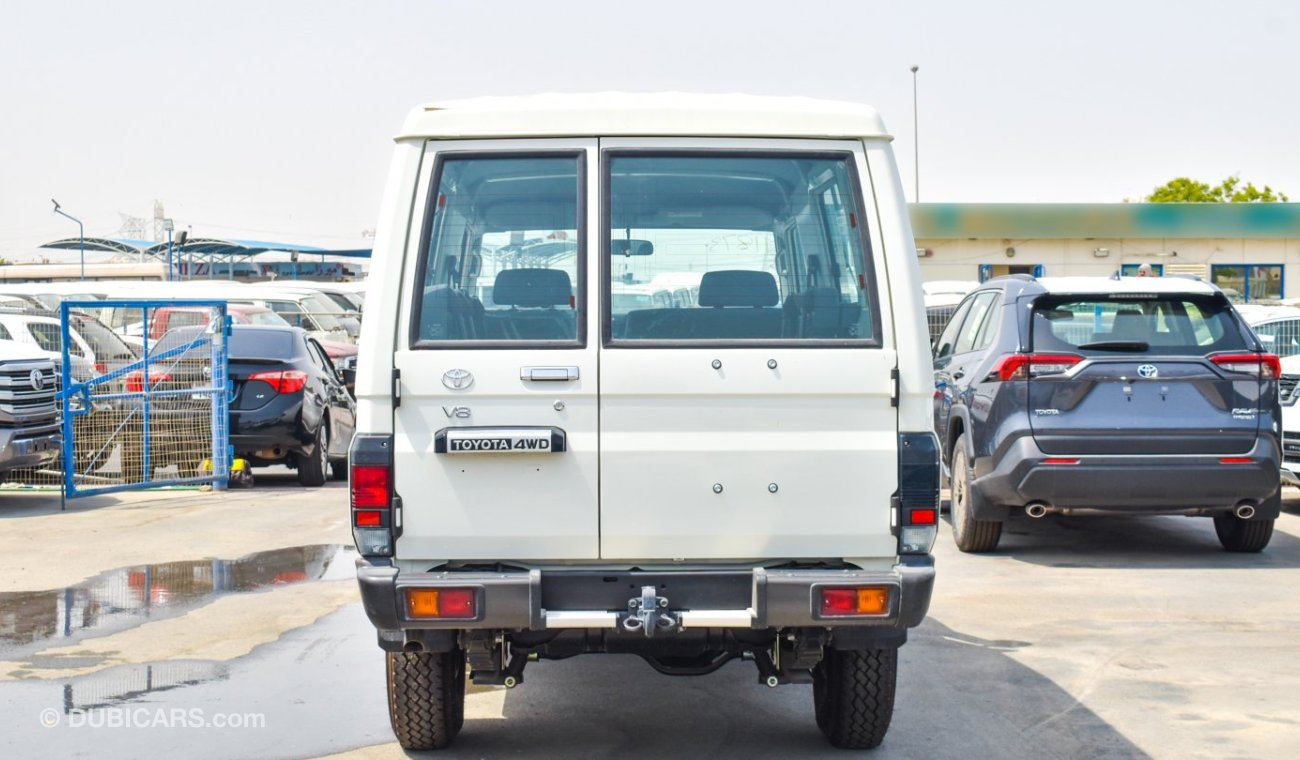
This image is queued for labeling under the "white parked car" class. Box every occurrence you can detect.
[1239,303,1300,358]
[1279,354,1300,487]
[348,93,938,751]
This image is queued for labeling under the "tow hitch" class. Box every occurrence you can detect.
[621,585,679,637]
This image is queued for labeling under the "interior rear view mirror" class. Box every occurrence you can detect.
[610,239,654,257]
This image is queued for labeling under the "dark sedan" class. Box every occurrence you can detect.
[146,325,356,486]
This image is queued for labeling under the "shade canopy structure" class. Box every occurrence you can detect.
[38,236,371,279]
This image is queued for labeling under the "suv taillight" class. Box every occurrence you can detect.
[897,432,940,555]
[993,353,1082,381]
[1211,352,1281,379]
[350,435,396,557]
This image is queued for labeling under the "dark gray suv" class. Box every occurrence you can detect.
[933,275,1281,553]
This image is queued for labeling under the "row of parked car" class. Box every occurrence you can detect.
[929,273,1295,553]
[0,278,364,486]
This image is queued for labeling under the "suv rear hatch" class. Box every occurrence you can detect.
[1025,292,1268,455]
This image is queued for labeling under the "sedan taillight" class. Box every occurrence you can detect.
[248,369,308,393]
[125,369,171,393]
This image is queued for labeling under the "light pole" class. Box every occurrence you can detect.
[164,218,175,281]
[910,65,920,202]
[50,199,85,280]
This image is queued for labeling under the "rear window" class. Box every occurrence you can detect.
[411,154,582,346]
[244,310,290,327]
[606,153,877,344]
[155,327,295,360]
[71,315,136,361]
[1031,295,1250,356]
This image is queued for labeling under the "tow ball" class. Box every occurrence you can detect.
[621,585,679,637]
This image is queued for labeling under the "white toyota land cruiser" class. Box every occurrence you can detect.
[350,93,938,751]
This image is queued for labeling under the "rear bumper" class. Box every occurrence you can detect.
[356,556,934,635]
[975,435,1281,516]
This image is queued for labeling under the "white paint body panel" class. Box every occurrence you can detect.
[392,139,601,561]
[361,100,934,567]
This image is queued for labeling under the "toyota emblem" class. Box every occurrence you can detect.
[442,369,474,391]
[1137,364,1158,379]
[29,369,44,390]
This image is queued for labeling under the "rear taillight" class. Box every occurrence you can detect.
[1211,352,1281,379]
[897,432,940,555]
[249,370,308,394]
[351,464,391,508]
[125,369,171,393]
[994,353,1083,381]
[405,588,478,620]
[819,587,891,617]
[350,435,396,557]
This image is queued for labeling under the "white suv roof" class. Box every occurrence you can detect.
[1036,276,1219,296]
[399,92,888,141]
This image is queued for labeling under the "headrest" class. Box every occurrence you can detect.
[492,268,572,307]
[697,270,779,308]
[1111,309,1149,341]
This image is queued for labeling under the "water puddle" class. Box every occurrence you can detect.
[0,544,354,659]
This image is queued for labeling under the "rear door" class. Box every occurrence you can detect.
[596,140,897,560]
[1027,293,1263,454]
[393,141,599,560]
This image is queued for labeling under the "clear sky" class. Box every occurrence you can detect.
[1,0,1296,258]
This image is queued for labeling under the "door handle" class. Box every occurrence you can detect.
[521,366,579,382]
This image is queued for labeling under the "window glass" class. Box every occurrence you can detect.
[1252,319,1300,357]
[309,340,336,372]
[71,315,136,361]
[414,155,581,344]
[244,310,290,327]
[304,337,323,368]
[28,322,81,355]
[934,297,975,360]
[1031,296,1248,355]
[954,293,998,355]
[607,154,875,342]
[1212,264,1283,303]
[0,323,11,340]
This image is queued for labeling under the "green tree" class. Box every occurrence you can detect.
[1145,176,1290,203]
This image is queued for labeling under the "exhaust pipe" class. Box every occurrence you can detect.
[1025,503,1049,519]
[1234,503,1256,520]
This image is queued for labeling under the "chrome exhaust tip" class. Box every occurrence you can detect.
[1025,503,1049,519]
[1234,503,1256,520]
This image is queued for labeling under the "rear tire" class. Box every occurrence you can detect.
[387,650,466,750]
[950,435,1002,552]
[297,424,328,487]
[812,647,897,749]
[1213,513,1274,552]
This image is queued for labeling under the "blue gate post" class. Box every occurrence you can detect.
[59,302,77,502]
[210,307,230,490]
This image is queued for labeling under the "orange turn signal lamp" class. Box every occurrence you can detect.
[819,586,891,617]
[405,588,477,620]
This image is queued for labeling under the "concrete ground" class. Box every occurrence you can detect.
[1,473,1298,758]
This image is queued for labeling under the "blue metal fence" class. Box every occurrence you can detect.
[59,300,231,498]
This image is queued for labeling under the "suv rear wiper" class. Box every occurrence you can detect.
[1077,340,1150,351]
